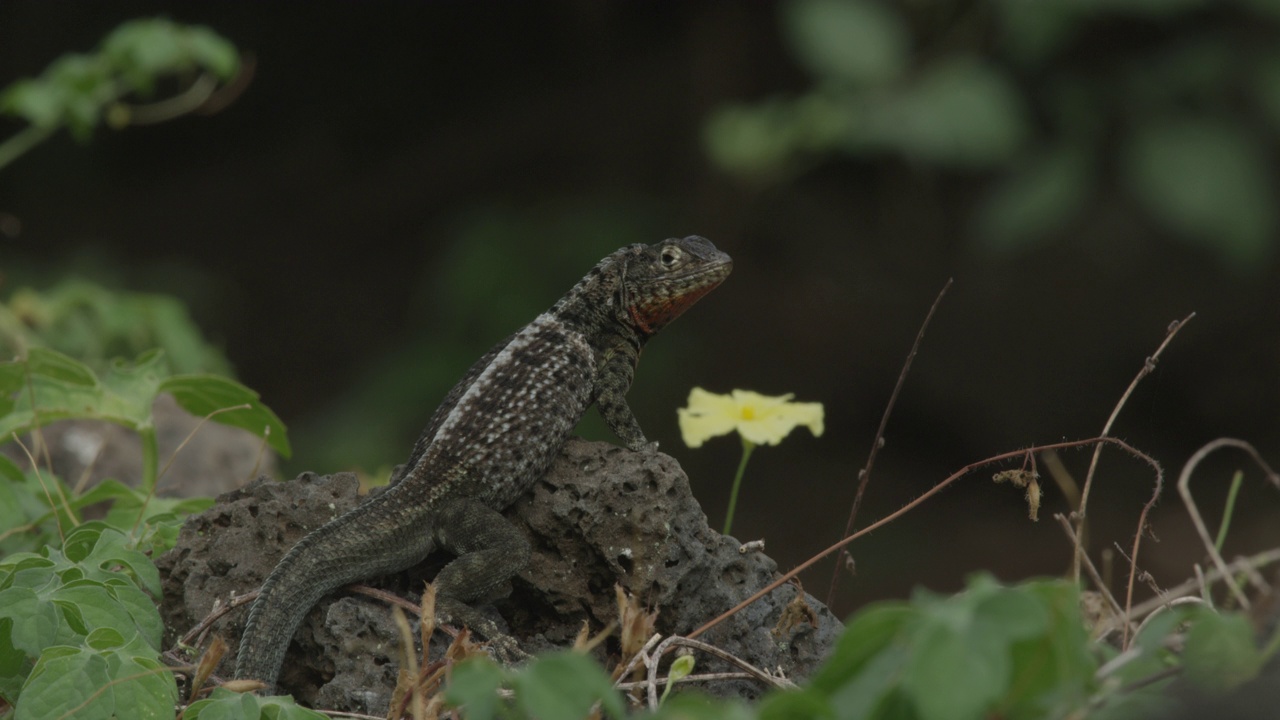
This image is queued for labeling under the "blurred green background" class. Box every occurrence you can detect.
[2,1,1278,618]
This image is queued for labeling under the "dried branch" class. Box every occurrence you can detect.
[826,278,952,608]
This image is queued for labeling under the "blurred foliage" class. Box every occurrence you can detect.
[705,0,1280,268]
[291,200,670,474]
[0,278,233,378]
[0,18,241,171]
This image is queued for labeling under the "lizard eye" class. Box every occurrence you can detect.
[660,247,681,268]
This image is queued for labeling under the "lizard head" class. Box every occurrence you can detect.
[619,236,732,336]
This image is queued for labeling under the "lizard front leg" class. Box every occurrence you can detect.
[594,342,651,452]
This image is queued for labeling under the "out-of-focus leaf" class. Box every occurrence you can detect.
[977,145,1092,252]
[1122,117,1276,267]
[861,58,1029,167]
[784,0,909,85]
[160,375,290,457]
[1255,53,1280,131]
[995,0,1082,67]
[1183,610,1262,692]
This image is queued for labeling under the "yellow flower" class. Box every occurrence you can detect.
[678,388,824,449]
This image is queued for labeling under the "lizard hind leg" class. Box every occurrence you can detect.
[429,497,532,662]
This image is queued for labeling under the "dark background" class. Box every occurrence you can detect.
[2,2,1278,618]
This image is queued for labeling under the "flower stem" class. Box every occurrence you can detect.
[722,438,755,536]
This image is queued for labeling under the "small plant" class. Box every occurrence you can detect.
[0,346,291,716]
[678,387,823,535]
[0,18,243,172]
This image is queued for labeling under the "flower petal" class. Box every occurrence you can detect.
[678,387,741,448]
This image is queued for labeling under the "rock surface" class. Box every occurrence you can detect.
[157,438,842,713]
[2,393,276,499]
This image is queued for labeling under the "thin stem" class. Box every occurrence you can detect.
[1213,470,1244,553]
[722,438,755,536]
[140,427,159,496]
[690,435,1161,641]
[0,125,56,173]
[826,277,952,607]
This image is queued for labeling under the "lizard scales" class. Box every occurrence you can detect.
[235,236,731,688]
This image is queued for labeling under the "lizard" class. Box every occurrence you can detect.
[234,235,732,689]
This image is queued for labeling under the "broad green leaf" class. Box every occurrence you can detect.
[83,627,126,651]
[1123,117,1276,268]
[0,455,23,482]
[102,650,178,720]
[1003,581,1096,718]
[258,693,331,719]
[102,579,164,649]
[16,646,112,720]
[861,58,1029,167]
[652,693,755,720]
[0,80,65,127]
[756,687,834,720]
[977,145,1092,252]
[184,687,327,720]
[1257,53,1280,131]
[975,585,1048,642]
[514,651,626,719]
[0,348,163,438]
[183,688,262,720]
[67,522,161,596]
[811,603,913,692]
[445,656,506,719]
[1183,610,1262,691]
[0,617,31,703]
[826,641,912,719]
[905,614,1007,720]
[186,26,241,79]
[0,587,61,656]
[24,347,97,386]
[162,374,291,457]
[784,0,909,85]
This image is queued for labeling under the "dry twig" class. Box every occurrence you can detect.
[1176,437,1280,611]
[826,278,952,608]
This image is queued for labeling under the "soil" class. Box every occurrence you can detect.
[157,438,842,714]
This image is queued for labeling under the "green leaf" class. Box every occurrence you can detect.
[161,374,291,457]
[810,603,913,693]
[16,646,112,720]
[1183,610,1262,691]
[861,58,1029,167]
[0,616,32,702]
[445,657,506,720]
[0,348,163,439]
[102,19,189,94]
[905,612,1007,720]
[825,642,912,719]
[0,80,66,128]
[182,687,264,720]
[650,693,755,720]
[102,649,178,720]
[784,0,909,85]
[513,652,626,719]
[757,687,834,720]
[977,145,1092,252]
[1257,53,1280,131]
[1122,117,1276,268]
[25,346,98,386]
[66,523,161,597]
[0,587,61,656]
[83,627,126,651]
[186,26,241,79]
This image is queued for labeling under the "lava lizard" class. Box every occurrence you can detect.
[235,236,732,689]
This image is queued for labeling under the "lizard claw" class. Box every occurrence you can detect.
[484,632,531,665]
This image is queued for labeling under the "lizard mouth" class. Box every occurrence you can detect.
[629,257,732,335]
